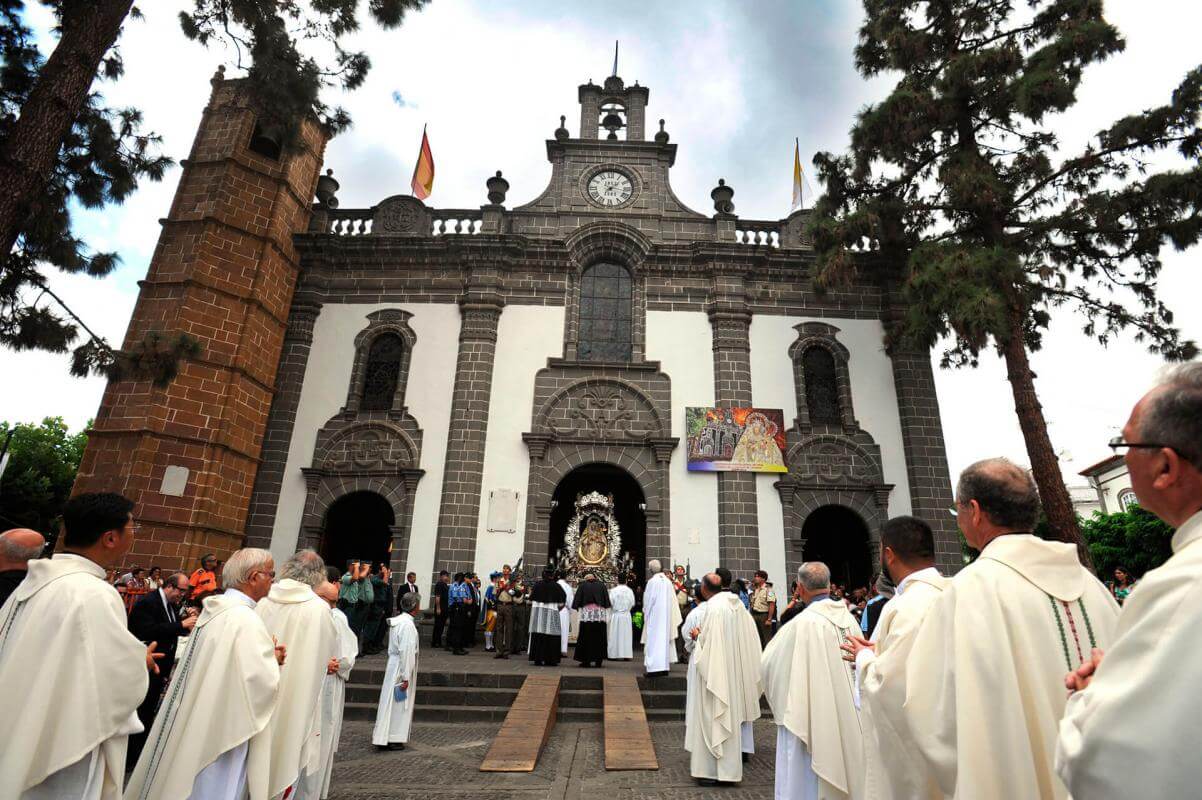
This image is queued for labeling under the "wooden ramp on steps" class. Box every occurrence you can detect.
[603,674,659,770]
[479,674,560,772]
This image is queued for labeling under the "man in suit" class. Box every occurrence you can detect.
[432,570,451,649]
[126,571,196,767]
[397,571,420,608]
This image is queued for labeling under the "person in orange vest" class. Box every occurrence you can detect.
[188,553,219,604]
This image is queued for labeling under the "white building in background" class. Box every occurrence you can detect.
[1079,455,1136,515]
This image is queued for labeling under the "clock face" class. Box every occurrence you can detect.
[587,170,634,207]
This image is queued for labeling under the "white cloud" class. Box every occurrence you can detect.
[1,0,1198,500]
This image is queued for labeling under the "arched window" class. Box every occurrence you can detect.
[803,346,840,424]
[360,334,404,411]
[578,263,632,361]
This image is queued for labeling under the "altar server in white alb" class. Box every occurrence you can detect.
[761,561,863,800]
[251,550,338,800]
[0,492,151,800]
[557,571,574,654]
[686,573,762,786]
[607,572,636,660]
[302,576,358,798]
[641,559,681,676]
[904,458,1119,800]
[373,591,421,750]
[683,575,754,762]
[125,548,283,800]
[1057,364,1202,798]
[840,516,947,800]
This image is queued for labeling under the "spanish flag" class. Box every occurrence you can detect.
[791,137,804,211]
[410,125,434,200]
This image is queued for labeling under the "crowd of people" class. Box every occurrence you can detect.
[0,364,1197,799]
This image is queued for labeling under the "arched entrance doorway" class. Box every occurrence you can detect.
[321,491,395,573]
[801,504,873,590]
[549,463,646,584]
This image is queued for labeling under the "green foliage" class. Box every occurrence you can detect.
[0,417,89,534]
[810,0,1202,366]
[1081,505,1175,580]
[0,0,428,382]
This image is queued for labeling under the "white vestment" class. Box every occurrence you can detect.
[125,588,280,800]
[250,579,338,800]
[683,600,754,755]
[607,584,635,659]
[373,613,419,745]
[761,598,863,800]
[558,579,574,653]
[686,592,762,782]
[641,572,682,673]
[1057,510,1202,798]
[0,553,147,800]
[297,607,358,799]
[855,568,947,800]
[904,534,1119,800]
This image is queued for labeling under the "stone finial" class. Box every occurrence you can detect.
[654,118,669,144]
[486,170,510,205]
[210,64,226,85]
[711,178,735,215]
[555,114,569,141]
[315,168,340,209]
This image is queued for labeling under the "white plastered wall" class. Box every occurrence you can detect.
[645,310,720,572]
[267,303,461,589]
[473,305,566,573]
[749,315,914,575]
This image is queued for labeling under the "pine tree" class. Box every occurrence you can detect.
[0,1,428,384]
[810,0,1202,565]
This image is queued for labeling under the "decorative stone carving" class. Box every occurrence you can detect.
[787,436,881,485]
[539,379,663,441]
[372,195,430,236]
[319,422,417,472]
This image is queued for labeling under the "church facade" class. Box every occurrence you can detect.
[76,70,960,588]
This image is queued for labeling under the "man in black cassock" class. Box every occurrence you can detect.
[528,569,567,666]
[572,573,611,668]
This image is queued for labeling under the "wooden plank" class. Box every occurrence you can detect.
[479,675,560,772]
[603,674,659,770]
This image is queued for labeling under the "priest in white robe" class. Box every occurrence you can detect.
[0,492,150,800]
[762,561,864,800]
[607,573,635,660]
[373,591,421,749]
[249,550,338,800]
[1056,367,1202,798]
[840,516,947,800]
[904,458,1119,800]
[557,572,574,653]
[125,548,282,800]
[683,576,754,761]
[641,559,681,675]
[300,578,358,799]
[686,573,762,785]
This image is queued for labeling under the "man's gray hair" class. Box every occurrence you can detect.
[956,457,1041,530]
[647,559,662,574]
[400,592,421,613]
[222,548,273,588]
[279,549,327,588]
[0,531,44,563]
[1142,362,1202,466]
[797,562,831,592]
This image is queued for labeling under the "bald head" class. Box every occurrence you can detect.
[315,580,339,607]
[0,529,45,571]
[700,572,721,600]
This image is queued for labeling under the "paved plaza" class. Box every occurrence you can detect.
[325,718,779,799]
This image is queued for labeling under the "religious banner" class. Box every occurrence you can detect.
[685,407,788,473]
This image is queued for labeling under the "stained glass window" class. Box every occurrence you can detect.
[361,333,403,411]
[578,263,632,361]
[803,346,840,424]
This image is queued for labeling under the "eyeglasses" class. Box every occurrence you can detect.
[1108,436,1173,453]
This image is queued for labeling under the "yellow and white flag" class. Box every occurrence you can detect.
[791,137,804,211]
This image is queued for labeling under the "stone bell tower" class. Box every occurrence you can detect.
[73,69,328,569]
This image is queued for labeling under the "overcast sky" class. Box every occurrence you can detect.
[2,0,1198,487]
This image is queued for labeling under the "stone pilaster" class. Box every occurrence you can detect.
[707,269,759,577]
[431,266,504,579]
[889,343,961,573]
[244,294,322,549]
